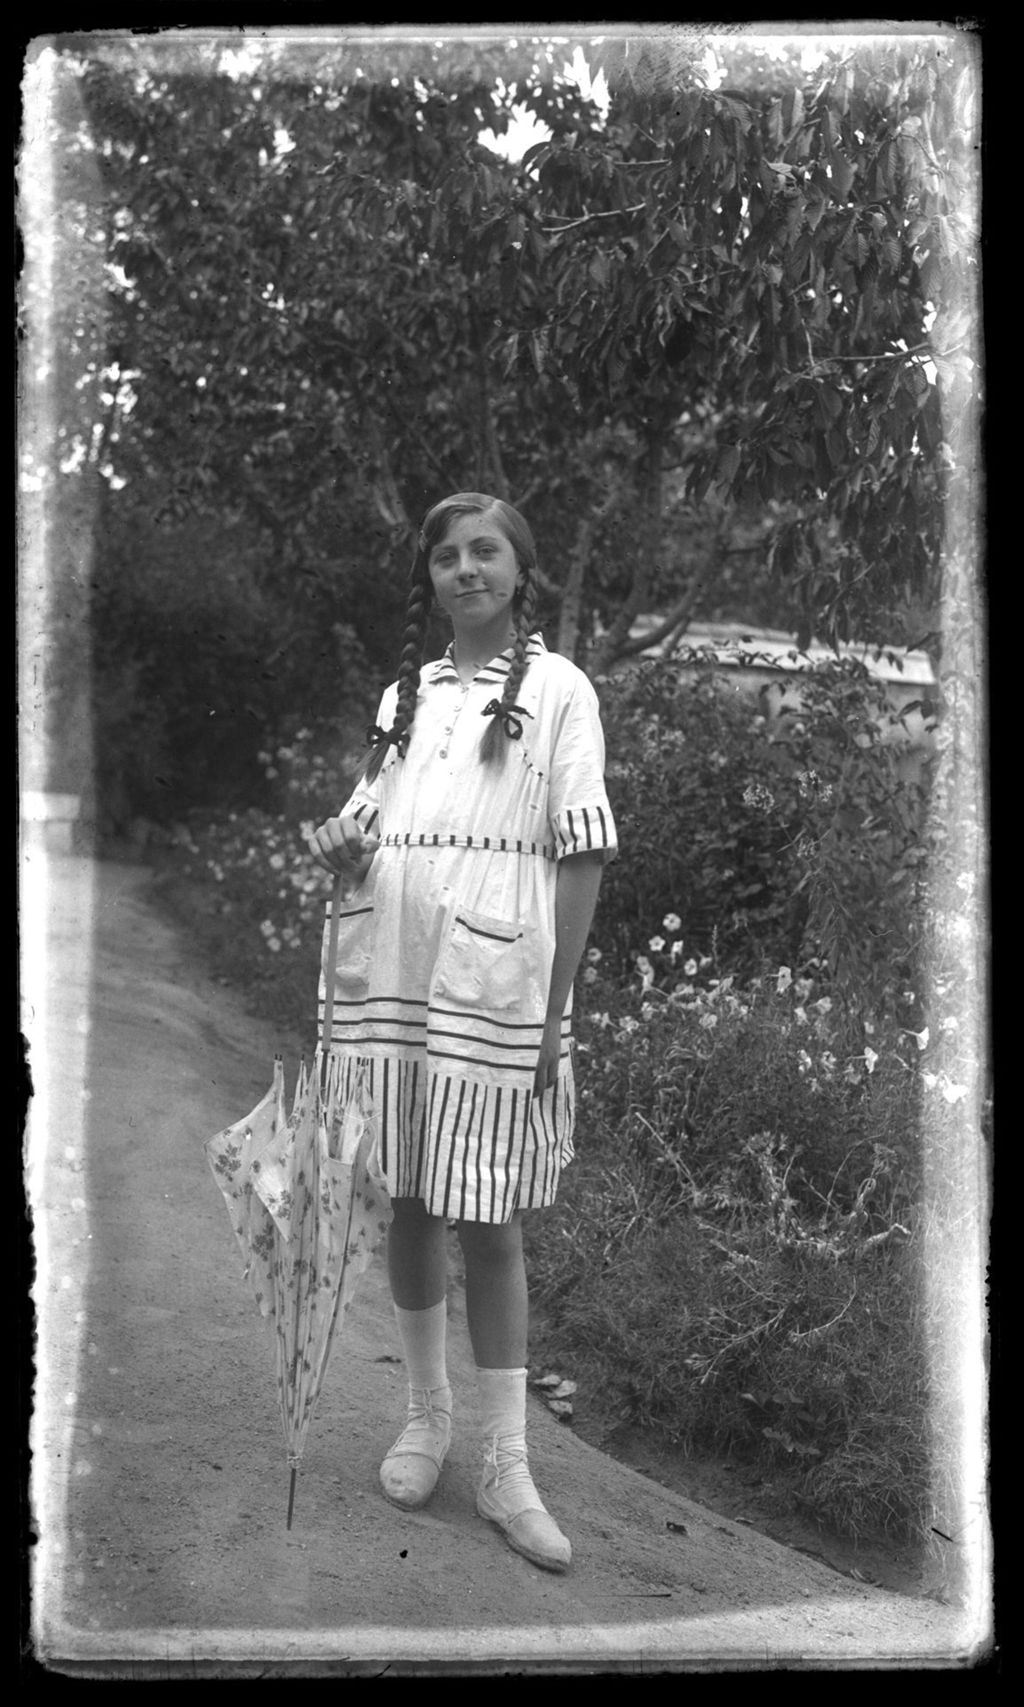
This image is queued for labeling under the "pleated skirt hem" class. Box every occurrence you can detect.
[327,1050,575,1225]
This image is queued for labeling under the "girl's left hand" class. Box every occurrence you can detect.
[534,1015,563,1097]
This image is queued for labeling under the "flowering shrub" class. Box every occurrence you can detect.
[594,652,935,1015]
[525,920,935,1543]
[161,721,363,1034]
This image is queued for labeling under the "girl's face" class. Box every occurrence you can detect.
[427,512,523,638]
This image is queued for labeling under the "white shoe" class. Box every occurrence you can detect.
[476,1435,572,1572]
[379,1386,452,1510]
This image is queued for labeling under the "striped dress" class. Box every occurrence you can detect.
[319,633,618,1224]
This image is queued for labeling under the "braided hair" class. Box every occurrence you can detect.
[357,492,539,784]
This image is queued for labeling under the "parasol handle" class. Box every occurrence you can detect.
[320,873,344,1071]
[287,1465,298,1530]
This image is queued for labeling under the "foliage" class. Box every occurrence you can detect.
[154,723,356,1032]
[55,31,974,653]
[525,949,931,1542]
[594,653,934,1011]
[89,494,374,820]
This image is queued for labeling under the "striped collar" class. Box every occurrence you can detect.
[425,632,547,686]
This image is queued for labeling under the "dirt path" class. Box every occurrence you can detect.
[24,854,979,1673]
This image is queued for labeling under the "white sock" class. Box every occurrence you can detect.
[476,1365,528,1444]
[393,1301,450,1399]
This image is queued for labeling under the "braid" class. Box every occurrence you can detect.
[480,580,537,764]
[357,572,431,785]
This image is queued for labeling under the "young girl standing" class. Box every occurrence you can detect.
[308,492,616,1572]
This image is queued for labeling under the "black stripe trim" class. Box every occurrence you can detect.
[454,916,522,945]
[426,1047,538,1075]
[319,1007,427,1024]
[428,1006,548,1033]
[427,1029,541,1055]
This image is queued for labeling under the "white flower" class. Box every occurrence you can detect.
[864,1046,879,1074]
[776,965,793,994]
[906,1027,930,1051]
[619,1016,640,1036]
[670,941,685,961]
[699,955,713,970]
[699,1012,718,1030]
[797,1049,814,1074]
[268,937,282,952]
[586,946,603,964]
[582,966,598,985]
[941,1078,968,1105]
[794,978,813,1002]
[649,936,666,953]
[683,959,698,977]
[794,1006,808,1025]
[662,913,682,933]
[641,1003,655,1020]
[259,919,275,938]
[269,853,286,870]
[814,997,832,1015]
[922,1071,940,1091]
[939,1015,959,1034]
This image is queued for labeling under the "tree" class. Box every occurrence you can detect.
[33,29,978,815]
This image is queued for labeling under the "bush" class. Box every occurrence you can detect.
[594,651,934,1014]
[153,721,364,1037]
[91,500,373,825]
[525,944,931,1543]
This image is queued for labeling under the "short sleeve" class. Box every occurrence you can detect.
[546,672,618,863]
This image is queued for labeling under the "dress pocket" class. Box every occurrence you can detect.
[431,908,525,1013]
[322,898,376,1000]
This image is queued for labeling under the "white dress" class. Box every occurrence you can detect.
[319,633,617,1223]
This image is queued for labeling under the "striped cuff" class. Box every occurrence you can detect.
[550,803,617,862]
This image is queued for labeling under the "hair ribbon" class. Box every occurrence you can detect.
[366,723,405,751]
[482,700,533,741]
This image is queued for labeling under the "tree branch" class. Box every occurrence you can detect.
[542,203,647,235]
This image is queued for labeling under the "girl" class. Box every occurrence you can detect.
[308,493,616,1573]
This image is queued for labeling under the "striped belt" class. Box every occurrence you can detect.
[377,831,557,862]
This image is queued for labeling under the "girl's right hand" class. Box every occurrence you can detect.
[307,815,379,881]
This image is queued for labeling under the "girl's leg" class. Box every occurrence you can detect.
[380,1198,453,1510]
[457,1214,571,1573]
[387,1194,448,1310]
[456,1213,528,1368]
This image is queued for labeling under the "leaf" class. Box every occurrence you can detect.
[717,444,741,486]
[520,139,549,171]
[830,153,855,201]
[782,85,804,138]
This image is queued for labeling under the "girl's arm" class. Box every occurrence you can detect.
[535,850,605,1095]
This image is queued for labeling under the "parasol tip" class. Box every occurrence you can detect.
[287,1465,298,1530]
